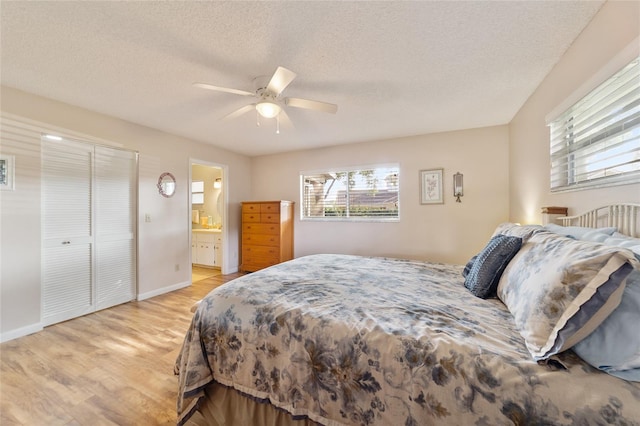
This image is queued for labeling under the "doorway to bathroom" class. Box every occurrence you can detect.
[190,160,227,277]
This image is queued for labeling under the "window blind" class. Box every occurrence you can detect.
[301,165,399,220]
[549,56,640,192]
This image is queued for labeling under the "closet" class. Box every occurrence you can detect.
[42,137,137,326]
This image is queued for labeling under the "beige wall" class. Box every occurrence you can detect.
[0,86,251,341]
[509,0,640,224]
[250,125,510,265]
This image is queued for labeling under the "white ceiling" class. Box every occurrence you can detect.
[1,1,603,157]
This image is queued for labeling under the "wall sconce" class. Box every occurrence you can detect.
[213,177,222,189]
[453,172,463,203]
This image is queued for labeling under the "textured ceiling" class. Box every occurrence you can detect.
[0,1,603,157]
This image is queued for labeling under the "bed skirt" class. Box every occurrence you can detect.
[185,382,318,426]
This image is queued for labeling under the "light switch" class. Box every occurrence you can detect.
[145,213,151,222]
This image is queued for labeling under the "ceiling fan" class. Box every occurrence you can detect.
[193,66,338,130]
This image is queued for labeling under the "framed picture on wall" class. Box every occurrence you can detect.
[420,168,443,204]
[0,155,15,191]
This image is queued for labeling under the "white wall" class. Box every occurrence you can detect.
[0,86,251,341]
[509,1,640,224]
[250,125,510,265]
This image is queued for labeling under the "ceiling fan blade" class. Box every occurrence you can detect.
[193,82,255,97]
[278,109,295,129]
[221,104,256,121]
[285,97,338,114]
[266,67,297,96]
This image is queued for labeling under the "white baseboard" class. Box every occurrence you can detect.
[137,280,191,301]
[1,322,43,343]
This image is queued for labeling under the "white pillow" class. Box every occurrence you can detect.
[497,231,637,360]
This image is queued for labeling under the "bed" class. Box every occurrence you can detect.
[175,204,640,425]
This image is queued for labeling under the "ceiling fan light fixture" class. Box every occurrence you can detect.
[256,101,281,118]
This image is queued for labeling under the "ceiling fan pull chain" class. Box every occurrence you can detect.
[276,115,280,134]
[256,110,260,127]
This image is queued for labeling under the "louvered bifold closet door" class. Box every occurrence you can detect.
[42,139,94,326]
[94,146,136,310]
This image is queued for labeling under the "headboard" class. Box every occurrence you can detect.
[558,204,640,238]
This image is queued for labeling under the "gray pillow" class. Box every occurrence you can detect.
[464,235,522,299]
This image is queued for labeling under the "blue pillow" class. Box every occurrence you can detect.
[603,233,640,256]
[462,255,477,278]
[544,223,617,239]
[572,234,640,382]
[572,270,640,382]
[464,235,522,299]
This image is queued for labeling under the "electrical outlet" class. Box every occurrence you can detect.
[175,263,180,272]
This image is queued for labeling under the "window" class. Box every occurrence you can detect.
[549,56,640,192]
[301,165,399,220]
[192,181,204,204]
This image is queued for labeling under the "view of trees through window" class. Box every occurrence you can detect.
[301,166,399,220]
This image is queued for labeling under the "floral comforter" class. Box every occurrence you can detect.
[175,254,640,425]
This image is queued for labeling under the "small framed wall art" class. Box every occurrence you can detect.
[0,155,15,191]
[420,168,443,204]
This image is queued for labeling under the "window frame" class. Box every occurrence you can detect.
[300,164,400,222]
[191,180,204,204]
[546,39,640,193]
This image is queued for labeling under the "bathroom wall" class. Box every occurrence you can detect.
[192,164,223,229]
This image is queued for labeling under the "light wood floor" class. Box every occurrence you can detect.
[0,269,244,425]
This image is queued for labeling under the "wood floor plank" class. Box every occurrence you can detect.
[0,270,244,425]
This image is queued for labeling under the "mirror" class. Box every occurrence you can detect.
[216,192,223,224]
[157,172,176,198]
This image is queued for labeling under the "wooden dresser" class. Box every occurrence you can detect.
[241,200,294,272]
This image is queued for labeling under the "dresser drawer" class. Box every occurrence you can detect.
[242,203,262,214]
[260,203,280,214]
[242,245,279,261]
[261,212,280,223]
[243,223,280,235]
[241,258,278,272]
[242,233,280,247]
[242,212,261,223]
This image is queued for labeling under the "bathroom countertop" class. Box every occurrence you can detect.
[192,228,222,233]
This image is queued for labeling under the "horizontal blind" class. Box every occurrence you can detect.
[549,57,640,191]
[301,165,399,220]
[42,243,93,325]
[94,146,137,309]
[42,138,94,326]
[42,139,93,240]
